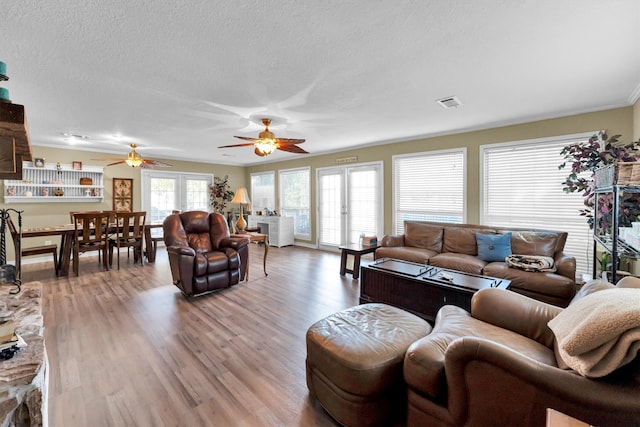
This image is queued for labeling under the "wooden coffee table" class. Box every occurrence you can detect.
[360,258,511,322]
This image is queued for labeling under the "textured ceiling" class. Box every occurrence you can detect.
[2,0,640,166]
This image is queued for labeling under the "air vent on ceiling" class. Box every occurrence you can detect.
[436,96,462,109]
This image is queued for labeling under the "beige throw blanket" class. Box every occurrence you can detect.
[548,288,640,378]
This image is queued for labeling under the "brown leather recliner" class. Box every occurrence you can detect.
[163,211,249,296]
[404,278,640,427]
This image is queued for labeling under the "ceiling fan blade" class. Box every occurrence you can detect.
[106,160,126,166]
[234,136,260,142]
[142,159,173,168]
[219,142,258,148]
[92,157,129,161]
[277,144,309,154]
[275,138,306,144]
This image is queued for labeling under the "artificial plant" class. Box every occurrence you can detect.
[559,132,640,231]
[209,175,235,214]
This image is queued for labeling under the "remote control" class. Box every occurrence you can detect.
[440,273,453,281]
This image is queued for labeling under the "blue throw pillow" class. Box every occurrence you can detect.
[476,232,512,262]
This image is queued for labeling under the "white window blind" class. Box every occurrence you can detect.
[279,167,311,239]
[393,149,465,234]
[480,133,594,278]
[250,171,275,212]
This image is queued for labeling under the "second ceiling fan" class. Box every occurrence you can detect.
[219,118,308,157]
[92,143,172,168]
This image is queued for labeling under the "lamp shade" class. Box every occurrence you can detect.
[231,187,251,205]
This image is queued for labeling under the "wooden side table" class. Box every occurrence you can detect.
[232,232,268,280]
[339,243,380,280]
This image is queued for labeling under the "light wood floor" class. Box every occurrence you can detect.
[23,244,370,427]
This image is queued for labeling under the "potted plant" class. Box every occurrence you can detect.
[209,175,235,218]
[559,132,640,232]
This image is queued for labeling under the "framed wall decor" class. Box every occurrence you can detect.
[113,178,133,211]
[72,161,82,170]
[34,157,45,168]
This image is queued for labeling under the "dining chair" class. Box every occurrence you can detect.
[148,210,181,257]
[74,210,129,252]
[69,211,101,224]
[5,213,58,276]
[69,210,106,265]
[72,211,111,276]
[109,211,146,269]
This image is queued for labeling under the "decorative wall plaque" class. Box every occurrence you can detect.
[112,178,133,211]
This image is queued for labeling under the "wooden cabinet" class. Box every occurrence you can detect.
[3,162,104,203]
[247,215,294,247]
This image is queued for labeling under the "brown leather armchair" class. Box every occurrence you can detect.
[163,211,249,296]
[404,279,640,427]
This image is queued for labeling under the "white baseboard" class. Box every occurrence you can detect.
[293,241,317,249]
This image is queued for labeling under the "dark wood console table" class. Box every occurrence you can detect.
[338,243,379,279]
[360,258,511,322]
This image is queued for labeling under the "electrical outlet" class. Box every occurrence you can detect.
[44,240,52,246]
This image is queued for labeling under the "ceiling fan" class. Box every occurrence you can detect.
[92,143,172,168]
[219,118,308,157]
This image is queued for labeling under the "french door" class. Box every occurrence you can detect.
[141,171,212,223]
[317,162,383,250]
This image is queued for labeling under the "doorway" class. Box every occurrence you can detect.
[317,162,383,250]
[141,171,212,223]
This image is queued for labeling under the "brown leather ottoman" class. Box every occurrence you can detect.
[306,303,432,427]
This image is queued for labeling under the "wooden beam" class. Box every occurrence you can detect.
[0,102,33,179]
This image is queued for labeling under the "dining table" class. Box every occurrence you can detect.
[143,223,163,262]
[21,223,163,276]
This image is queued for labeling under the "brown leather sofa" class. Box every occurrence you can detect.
[403,277,640,427]
[376,221,577,307]
[163,211,249,296]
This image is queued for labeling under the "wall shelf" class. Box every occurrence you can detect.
[592,185,640,283]
[3,162,104,203]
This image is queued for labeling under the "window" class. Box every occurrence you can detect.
[480,132,594,277]
[250,172,275,213]
[141,171,212,223]
[393,149,466,234]
[279,167,311,239]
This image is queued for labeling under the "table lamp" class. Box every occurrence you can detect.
[231,187,251,233]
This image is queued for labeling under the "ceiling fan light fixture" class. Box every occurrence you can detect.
[258,130,275,140]
[255,139,277,155]
[125,146,143,167]
[125,158,143,167]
